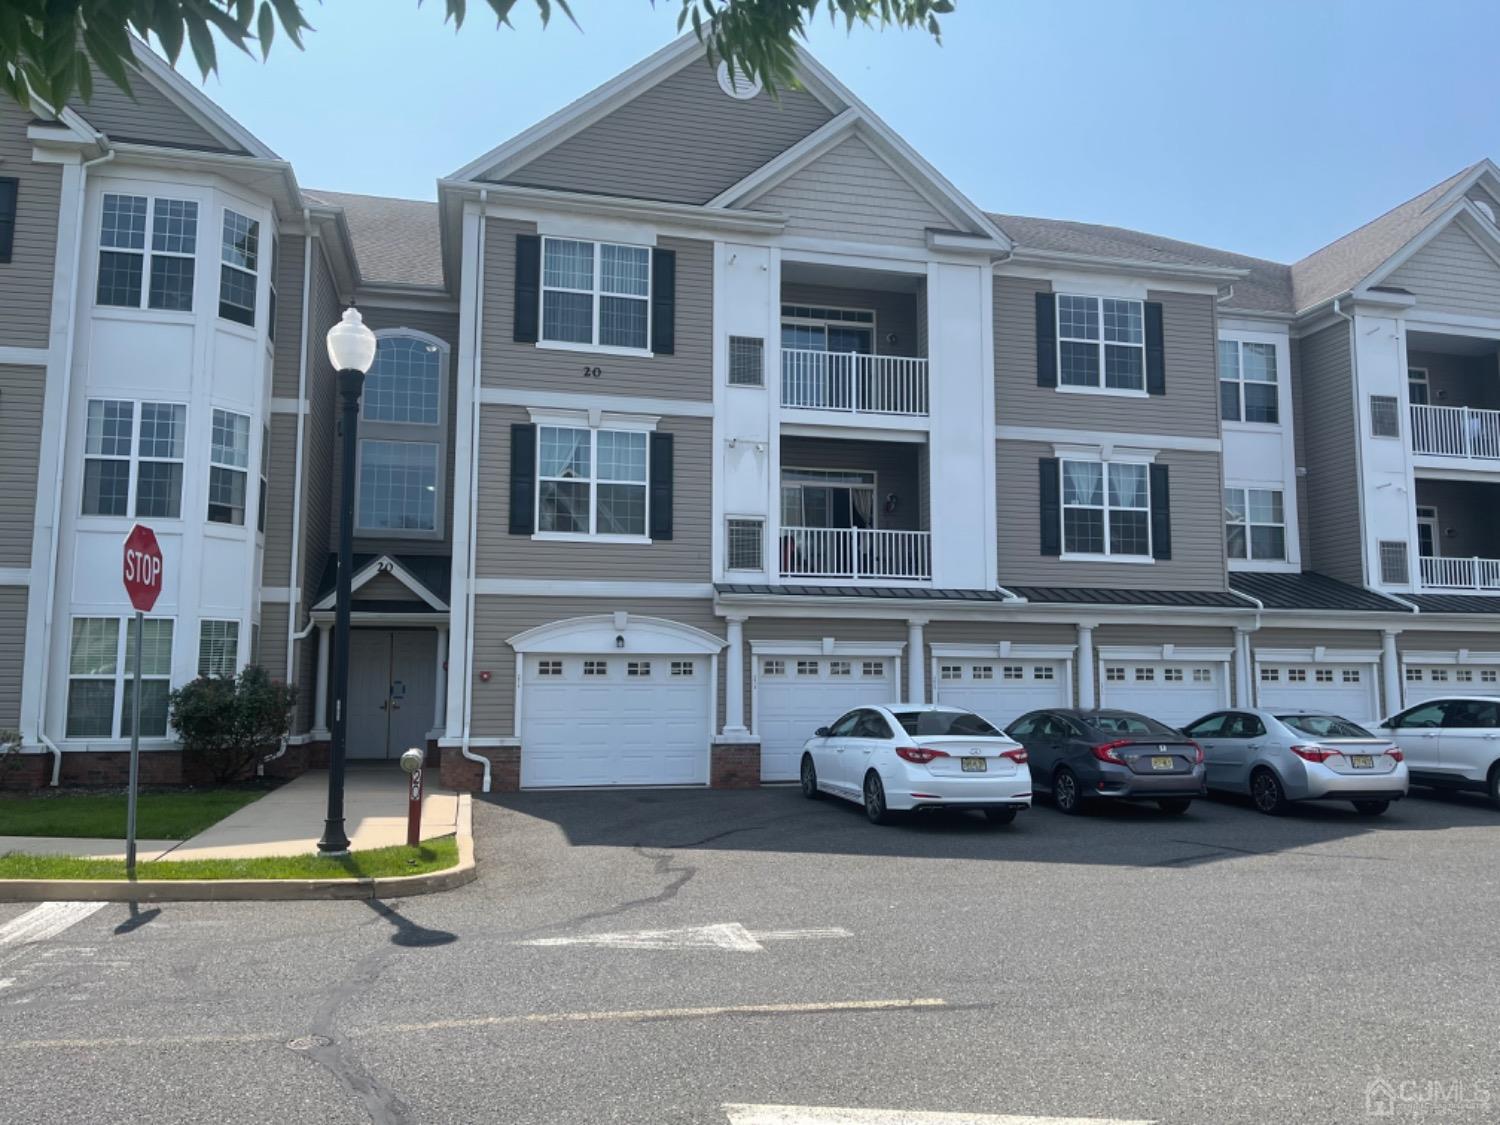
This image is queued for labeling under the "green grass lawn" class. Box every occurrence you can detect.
[0,787,270,840]
[0,835,459,881]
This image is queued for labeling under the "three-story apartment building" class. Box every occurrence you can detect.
[3,35,1499,791]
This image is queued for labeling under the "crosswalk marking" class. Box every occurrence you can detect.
[519,922,852,952]
[0,902,106,968]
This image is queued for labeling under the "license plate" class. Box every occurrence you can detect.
[1350,755,1374,770]
[1151,756,1175,771]
[961,757,987,773]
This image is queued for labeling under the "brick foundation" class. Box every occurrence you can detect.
[711,742,761,789]
[0,739,328,791]
[1,754,51,791]
[440,745,520,792]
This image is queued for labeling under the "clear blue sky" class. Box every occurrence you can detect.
[193,0,1500,264]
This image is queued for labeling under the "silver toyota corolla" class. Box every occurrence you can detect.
[1181,707,1409,816]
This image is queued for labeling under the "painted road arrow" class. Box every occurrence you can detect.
[518,922,852,952]
[724,1107,1154,1125]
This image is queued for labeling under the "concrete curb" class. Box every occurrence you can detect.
[0,795,476,903]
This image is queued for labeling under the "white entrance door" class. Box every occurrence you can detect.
[934,658,1069,729]
[756,655,896,781]
[1402,663,1500,707]
[520,654,710,787]
[1255,661,1381,725]
[1098,660,1227,729]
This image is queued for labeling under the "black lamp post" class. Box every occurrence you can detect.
[318,307,378,856]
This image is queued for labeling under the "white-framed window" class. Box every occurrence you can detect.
[1407,367,1430,406]
[1061,459,1150,557]
[1261,667,1280,682]
[96,193,198,312]
[197,619,239,678]
[940,665,962,681]
[218,208,259,327]
[1218,339,1278,423]
[1004,665,1024,680]
[82,398,186,520]
[796,660,818,676]
[1135,667,1155,682]
[268,236,279,343]
[363,336,442,425]
[358,440,439,533]
[627,661,651,677]
[861,660,884,677]
[65,616,174,739]
[762,659,785,676]
[728,336,765,387]
[1379,540,1410,585]
[973,665,994,680]
[583,660,606,676]
[540,237,650,351]
[1314,669,1332,683]
[671,661,695,676]
[1370,395,1401,439]
[829,661,851,677]
[726,518,764,571]
[537,424,649,538]
[1105,667,1125,682]
[1034,666,1055,681]
[1224,487,1286,561]
[537,660,563,676]
[356,332,449,538]
[1057,294,1145,392]
[208,408,251,525]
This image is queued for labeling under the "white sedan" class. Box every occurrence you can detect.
[799,703,1032,825]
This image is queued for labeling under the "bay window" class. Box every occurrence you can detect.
[66,616,174,739]
[1061,459,1150,557]
[81,398,186,520]
[208,408,251,525]
[97,193,198,312]
[537,424,649,537]
[219,208,259,327]
[540,237,650,350]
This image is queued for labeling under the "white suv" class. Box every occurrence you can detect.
[1379,697,1500,807]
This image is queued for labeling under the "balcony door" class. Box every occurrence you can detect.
[780,305,875,410]
[780,468,876,578]
[1417,506,1439,560]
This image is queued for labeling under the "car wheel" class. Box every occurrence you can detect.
[863,770,893,825]
[1250,767,1288,816]
[984,807,1018,827]
[800,754,820,800]
[1157,798,1192,815]
[1352,799,1389,816]
[1053,767,1082,815]
[1489,763,1500,810]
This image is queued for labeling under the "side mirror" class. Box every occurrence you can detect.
[814,726,830,738]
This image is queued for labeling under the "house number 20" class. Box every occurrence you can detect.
[582,365,602,379]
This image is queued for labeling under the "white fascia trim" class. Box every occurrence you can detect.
[308,610,448,626]
[259,586,297,604]
[999,426,1221,454]
[508,612,725,654]
[1097,645,1235,662]
[704,109,861,208]
[480,386,713,417]
[1402,311,1500,337]
[781,419,929,442]
[1053,442,1159,463]
[1252,647,1383,664]
[1357,201,1500,296]
[438,736,521,749]
[0,346,49,365]
[749,639,906,658]
[526,406,660,431]
[1400,650,1500,665]
[475,578,715,598]
[1000,249,1245,286]
[0,568,31,586]
[310,555,447,613]
[269,397,308,415]
[929,642,1077,660]
[126,36,278,159]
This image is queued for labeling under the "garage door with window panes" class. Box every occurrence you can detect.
[934,659,1069,729]
[1256,662,1380,724]
[519,654,709,787]
[1403,664,1500,707]
[756,656,895,781]
[1098,662,1223,729]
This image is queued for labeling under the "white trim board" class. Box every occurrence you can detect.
[479,387,714,418]
[1252,647,1383,664]
[749,639,906,658]
[474,579,715,599]
[310,555,448,612]
[0,568,31,586]
[1097,645,1234,663]
[507,613,725,655]
[1399,649,1500,665]
[928,643,1078,660]
[997,427,1221,454]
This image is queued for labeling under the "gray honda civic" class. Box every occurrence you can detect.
[1005,708,1207,815]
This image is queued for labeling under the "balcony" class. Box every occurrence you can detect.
[1420,555,1500,591]
[781,349,930,417]
[779,527,932,581]
[1410,403,1500,460]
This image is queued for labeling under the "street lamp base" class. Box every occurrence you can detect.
[317,819,351,856]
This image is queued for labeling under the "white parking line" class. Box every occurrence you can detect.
[518,922,853,952]
[0,902,106,967]
[723,1107,1154,1125]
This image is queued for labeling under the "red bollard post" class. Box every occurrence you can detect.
[400,747,424,848]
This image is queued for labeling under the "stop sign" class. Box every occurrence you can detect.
[122,524,163,613]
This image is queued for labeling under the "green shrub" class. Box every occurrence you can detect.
[168,667,297,783]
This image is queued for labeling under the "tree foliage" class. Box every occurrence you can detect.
[0,1,952,109]
[168,666,296,784]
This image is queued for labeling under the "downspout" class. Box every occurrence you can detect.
[36,146,116,785]
[459,189,491,790]
[260,617,318,772]
[1333,297,1383,598]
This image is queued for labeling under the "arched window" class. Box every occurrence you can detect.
[363,335,442,425]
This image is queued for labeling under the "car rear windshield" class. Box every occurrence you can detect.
[1085,712,1179,737]
[891,710,1002,738]
[1278,714,1374,739]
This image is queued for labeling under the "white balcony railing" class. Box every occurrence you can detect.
[1420,555,1500,591]
[779,527,932,581]
[781,349,929,417]
[1410,403,1500,460]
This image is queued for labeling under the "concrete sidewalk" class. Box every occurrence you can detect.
[0,836,179,860]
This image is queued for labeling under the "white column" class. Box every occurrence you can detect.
[906,618,927,703]
[1381,629,1403,717]
[434,626,449,732]
[1076,623,1096,709]
[723,616,748,736]
[1234,627,1254,708]
[313,623,330,735]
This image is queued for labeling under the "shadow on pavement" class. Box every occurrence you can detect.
[367,898,459,947]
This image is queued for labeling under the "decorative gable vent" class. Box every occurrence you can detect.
[717,60,763,100]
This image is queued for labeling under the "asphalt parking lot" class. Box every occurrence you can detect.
[3,784,1499,1124]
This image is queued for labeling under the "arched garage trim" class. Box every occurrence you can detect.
[508,613,727,655]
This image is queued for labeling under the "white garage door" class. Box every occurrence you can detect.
[1099,661,1226,729]
[1255,662,1380,725]
[520,654,710,787]
[757,655,896,781]
[1403,664,1500,707]
[934,658,1070,729]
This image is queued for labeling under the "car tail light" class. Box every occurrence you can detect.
[1001,748,1029,765]
[896,746,949,764]
[1385,746,1404,762]
[1092,739,1132,765]
[1188,741,1204,765]
[1290,744,1343,763]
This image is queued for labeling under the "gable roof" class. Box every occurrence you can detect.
[304,190,444,289]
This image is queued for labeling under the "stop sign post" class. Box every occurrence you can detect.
[121,525,163,877]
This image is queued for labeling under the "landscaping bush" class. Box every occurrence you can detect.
[168,668,297,783]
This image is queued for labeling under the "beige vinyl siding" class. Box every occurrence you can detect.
[780,436,924,532]
[494,59,832,204]
[1386,222,1500,317]
[298,248,342,622]
[261,413,299,586]
[0,586,24,727]
[257,603,288,679]
[1297,321,1364,584]
[74,70,231,152]
[748,136,949,249]
[993,279,1222,440]
[0,364,43,567]
[475,405,710,580]
[269,235,307,398]
[359,572,426,602]
[996,441,1228,591]
[482,219,713,402]
[1252,628,1382,650]
[1289,337,1312,565]
[470,595,722,737]
[780,283,920,357]
[0,104,61,348]
[1398,630,1500,654]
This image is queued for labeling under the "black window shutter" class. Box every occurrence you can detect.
[1039,457,1061,556]
[651,247,675,355]
[513,234,540,344]
[509,423,536,535]
[1144,300,1165,396]
[1035,292,1057,388]
[0,178,17,264]
[649,432,674,540]
[1149,463,1171,560]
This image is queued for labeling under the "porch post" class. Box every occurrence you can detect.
[906,618,927,703]
[434,626,449,732]
[1381,629,1403,717]
[723,615,749,736]
[1076,622,1096,709]
[313,623,331,735]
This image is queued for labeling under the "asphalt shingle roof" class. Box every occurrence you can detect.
[1229,571,1413,613]
[305,189,444,288]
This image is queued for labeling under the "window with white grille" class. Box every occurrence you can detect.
[1105,667,1125,682]
[1370,395,1401,438]
[940,665,962,681]
[538,660,563,676]
[1379,540,1410,585]
[670,661,694,676]
[972,665,994,681]
[726,518,764,571]
[1261,667,1280,682]
[763,659,785,676]
[796,660,818,676]
[1135,667,1155,682]
[829,661,851,676]
[728,336,764,386]
[861,661,884,677]
[1193,668,1212,683]
[627,661,651,677]
[583,660,606,676]
[1034,666,1055,681]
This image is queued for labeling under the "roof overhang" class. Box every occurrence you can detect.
[1001,247,1249,285]
[312,555,449,613]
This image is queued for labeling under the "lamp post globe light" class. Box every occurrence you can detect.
[318,307,378,856]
